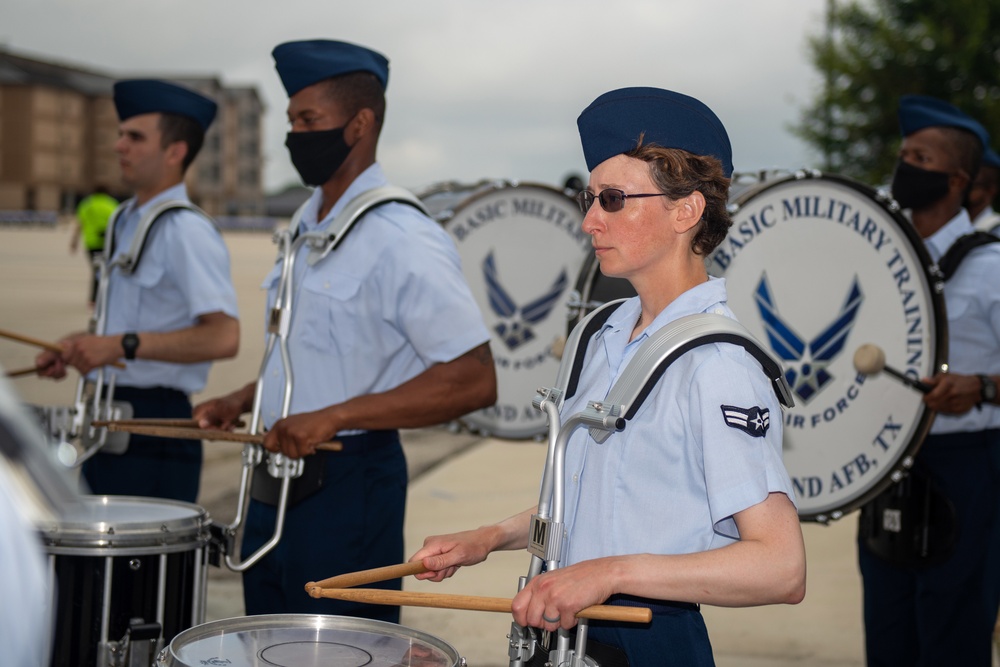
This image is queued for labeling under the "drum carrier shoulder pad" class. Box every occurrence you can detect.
[936,231,1000,282]
[548,299,793,443]
[104,199,215,275]
[288,185,430,266]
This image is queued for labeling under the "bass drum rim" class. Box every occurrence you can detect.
[724,170,947,522]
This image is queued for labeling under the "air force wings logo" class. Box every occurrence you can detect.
[483,251,568,350]
[754,273,863,403]
[721,405,770,437]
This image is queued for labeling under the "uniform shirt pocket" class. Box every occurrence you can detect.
[294,272,364,357]
[112,259,165,330]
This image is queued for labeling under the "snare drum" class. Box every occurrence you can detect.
[156,614,463,667]
[420,181,590,439]
[39,495,210,666]
[706,171,946,521]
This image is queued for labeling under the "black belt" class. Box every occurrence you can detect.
[250,429,398,507]
[109,385,188,402]
[607,593,699,614]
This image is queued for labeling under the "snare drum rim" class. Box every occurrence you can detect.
[727,170,948,522]
[40,495,210,554]
[157,613,462,667]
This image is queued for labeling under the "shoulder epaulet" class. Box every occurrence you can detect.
[937,231,1000,281]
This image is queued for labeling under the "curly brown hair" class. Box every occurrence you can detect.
[624,141,731,256]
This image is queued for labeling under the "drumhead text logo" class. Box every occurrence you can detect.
[707,175,941,520]
[436,183,589,439]
[755,273,864,403]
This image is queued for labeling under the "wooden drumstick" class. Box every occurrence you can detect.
[309,588,652,624]
[0,327,126,370]
[306,562,429,591]
[91,421,343,452]
[93,417,246,429]
[853,344,932,393]
[5,365,40,378]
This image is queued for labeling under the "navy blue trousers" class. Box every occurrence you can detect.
[241,430,407,622]
[81,386,201,503]
[587,600,715,666]
[858,430,1000,667]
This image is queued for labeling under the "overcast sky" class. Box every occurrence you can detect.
[3,0,832,193]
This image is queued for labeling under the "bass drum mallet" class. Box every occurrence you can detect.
[853,343,932,394]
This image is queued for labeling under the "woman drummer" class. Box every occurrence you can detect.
[410,87,806,665]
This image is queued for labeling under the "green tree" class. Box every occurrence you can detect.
[796,0,1000,185]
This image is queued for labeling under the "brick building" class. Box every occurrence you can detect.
[0,48,264,216]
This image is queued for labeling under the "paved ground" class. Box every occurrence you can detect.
[0,225,882,665]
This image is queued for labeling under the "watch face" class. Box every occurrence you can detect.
[982,376,997,402]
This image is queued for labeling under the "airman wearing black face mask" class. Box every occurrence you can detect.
[193,39,498,618]
[860,94,1000,667]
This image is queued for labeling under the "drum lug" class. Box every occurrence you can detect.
[106,617,162,667]
[507,621,537,665]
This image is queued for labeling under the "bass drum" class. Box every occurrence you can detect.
[420,181,591,439]
[708,170,946,522]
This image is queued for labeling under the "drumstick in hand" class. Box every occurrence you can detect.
[0,327,126,370]
[91,421,342,452]
[853,344,931,393]
[309,588,652,624]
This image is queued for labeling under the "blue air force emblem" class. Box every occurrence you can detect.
[721,405,771,437]
[483,251,568,350]
[754,273,863,403]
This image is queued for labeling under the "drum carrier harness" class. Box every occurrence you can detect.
[860,231,1000,568]
[66,198,215,466]
[217,186,430,572]
[510,298,793,667]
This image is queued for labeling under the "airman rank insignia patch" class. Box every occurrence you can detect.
[721,405,770,437]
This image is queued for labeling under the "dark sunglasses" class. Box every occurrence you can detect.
[576,188,669,214]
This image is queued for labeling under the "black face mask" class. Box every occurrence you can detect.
[890,160,951,211]
[285,126,353,187]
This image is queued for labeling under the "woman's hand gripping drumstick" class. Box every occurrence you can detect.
[308,588,652,624]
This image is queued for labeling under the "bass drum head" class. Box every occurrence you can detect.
[422,181,591,439]
[157,614,461,667]
[707,171,946,522]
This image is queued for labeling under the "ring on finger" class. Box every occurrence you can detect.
[542,612,561,624]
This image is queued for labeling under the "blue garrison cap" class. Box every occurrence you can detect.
[273,39,389,96]
[113,79,217,131]
[984,147,1000,169]
[577,87,733,177]
[898,94,989,148]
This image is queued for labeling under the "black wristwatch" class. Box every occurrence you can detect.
[978,374,997,405]
[121,332,140,361]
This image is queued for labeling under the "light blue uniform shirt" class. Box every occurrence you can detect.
[561,277,795,566]
[923,209,1000,434]
[258,164,490,432]
[101,183,239,394]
